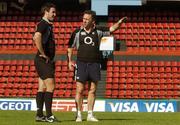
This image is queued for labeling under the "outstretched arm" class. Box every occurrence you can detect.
[109,17,127,33]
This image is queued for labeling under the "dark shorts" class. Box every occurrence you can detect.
[34,56,55,80]
[75,60,101,83]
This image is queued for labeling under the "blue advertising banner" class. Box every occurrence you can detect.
[0,101,32,110]
[105,100,177,112]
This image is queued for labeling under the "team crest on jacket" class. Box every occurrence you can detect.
[81,32,86,35]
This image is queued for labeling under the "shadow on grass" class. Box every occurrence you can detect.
[61,118,135,122]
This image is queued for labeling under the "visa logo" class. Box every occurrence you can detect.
[108,102,139,112]
[144,102,174,112]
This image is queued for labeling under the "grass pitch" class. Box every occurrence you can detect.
[0,110,180,125]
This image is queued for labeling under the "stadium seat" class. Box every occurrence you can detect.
[106,83,112,89]
[105,89,112,97]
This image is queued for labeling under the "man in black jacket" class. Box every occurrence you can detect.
[68,10,127,122]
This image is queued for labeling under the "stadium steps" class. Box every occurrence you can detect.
[96,70,106,98]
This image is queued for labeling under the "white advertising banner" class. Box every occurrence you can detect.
[52,99,105,112]
[0,98,105,112]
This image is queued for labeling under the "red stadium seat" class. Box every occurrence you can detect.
[106,83,112,89]
[107,72,113,78]
[107,60,113,66]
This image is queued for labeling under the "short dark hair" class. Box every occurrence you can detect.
[83,10,96,21]
[41,3,56,15]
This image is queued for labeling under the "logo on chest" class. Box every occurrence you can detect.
[81,31,96,46]
[84,36,94,46]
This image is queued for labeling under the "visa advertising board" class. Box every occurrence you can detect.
[105,100,177,112]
